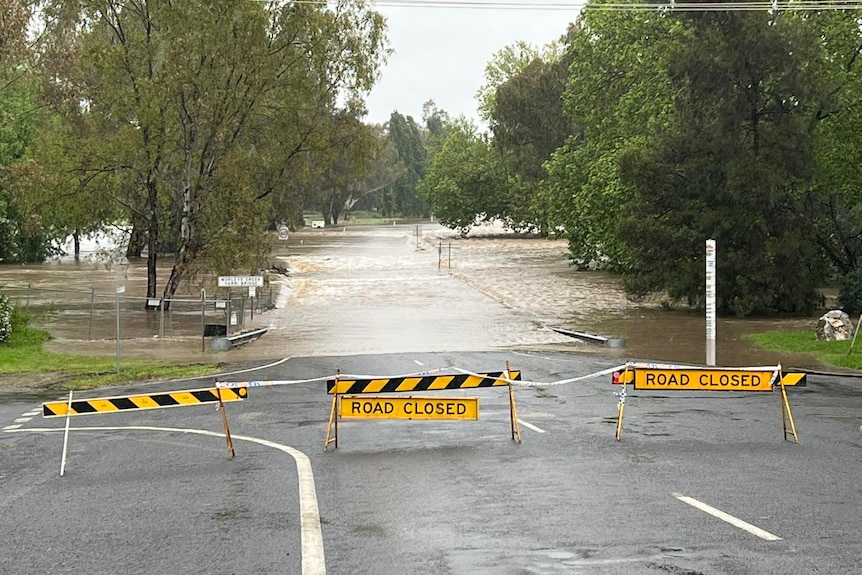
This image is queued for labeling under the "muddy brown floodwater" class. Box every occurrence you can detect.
[0,222,824,369]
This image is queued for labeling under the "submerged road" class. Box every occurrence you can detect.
[2,350,861,574]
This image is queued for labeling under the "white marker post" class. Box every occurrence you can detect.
[116,285,125,374]
[59,390,73,477]
[706,240,716,366]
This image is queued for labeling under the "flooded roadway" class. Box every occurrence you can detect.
[0,222,820,368]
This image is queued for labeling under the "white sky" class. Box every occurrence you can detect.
[363,3,581,126]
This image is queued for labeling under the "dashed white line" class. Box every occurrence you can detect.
[673,493,781,541]
[518,419,546,434]
[13,417,32,424]
[414,360,424,366]
[3,424,22,431]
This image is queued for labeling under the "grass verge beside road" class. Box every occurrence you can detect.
[747,330,862,370]
[0,324,220,390]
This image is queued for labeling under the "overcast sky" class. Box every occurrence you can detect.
[363,3,581,127]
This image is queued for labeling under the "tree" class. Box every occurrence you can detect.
[37,0,388,305]
[617,10,830,315]
[418,118,508,235]
[489,33,576,232]
[387,111,427,217]
[545,8,678,270]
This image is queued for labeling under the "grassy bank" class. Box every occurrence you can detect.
[0,323,219,390]
[746,330,862,370]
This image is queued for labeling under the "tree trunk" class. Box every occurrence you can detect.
[126,223,145,258]
[72,230,80,260]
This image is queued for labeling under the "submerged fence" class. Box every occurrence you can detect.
[1,283,276,342]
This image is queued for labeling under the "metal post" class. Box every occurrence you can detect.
[201,289,206,353]
[438,242,442,269]
[88,288,95,340]
[159,297,165,337]
[226,291,231,337]
[448,242,452,269]
[26,283,31,308]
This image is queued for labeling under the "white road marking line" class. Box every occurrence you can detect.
[13,417,31,424]
[513,351,555,361]
[673,493,781,541]
[414,360,424,366]
[6,426,326,575]
[3,424,22,431]
[518,419,546,434]
[23,411,40,417]
[217,357,291,377]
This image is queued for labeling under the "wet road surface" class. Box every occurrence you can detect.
[2,350,861,574]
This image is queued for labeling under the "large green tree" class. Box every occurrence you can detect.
[616,11,830,315]
[386,111,427,217]
[418,118,509,235]
[34,0,387,304]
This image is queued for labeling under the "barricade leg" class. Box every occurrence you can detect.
[506,362,522,443]
[614,365,630,441]
[324,395,338,451]
[779,373,799,443]
[216,387,235,459]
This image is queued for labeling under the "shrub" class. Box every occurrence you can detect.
[837,268,862,317]
[0,293,11,343]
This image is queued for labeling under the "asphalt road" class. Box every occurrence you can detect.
[2,350,861,575]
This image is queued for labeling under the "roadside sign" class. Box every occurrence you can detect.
[339,396,479,420]
[278,225,289,240]
[217,275,263,288]
[633,369,774,392]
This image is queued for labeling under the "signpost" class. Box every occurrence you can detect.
[278,225,289,241]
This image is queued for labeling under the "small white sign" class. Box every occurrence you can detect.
[278,226,290,240]
[218,275,263,288]
[116,286,126,294]
[249,286,256,297]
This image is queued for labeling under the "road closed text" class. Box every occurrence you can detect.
[340,396,479,420]
[633,369,775,392]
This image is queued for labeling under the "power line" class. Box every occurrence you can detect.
[268,0,862,11]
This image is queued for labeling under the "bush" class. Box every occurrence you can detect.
[0,293,11,343]
[837,267,862,316]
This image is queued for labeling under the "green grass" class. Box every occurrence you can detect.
[0,324,220,390]
[746,329,862,370]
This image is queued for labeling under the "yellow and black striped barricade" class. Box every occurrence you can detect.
[609,365,799,443]
[324,367,521,450]
[42,386,247,417]
[44,386,248,474]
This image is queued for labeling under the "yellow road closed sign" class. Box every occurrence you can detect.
[634,369,775,391]
[340,396,479,420]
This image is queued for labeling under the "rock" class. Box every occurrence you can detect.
[815,310,855,341]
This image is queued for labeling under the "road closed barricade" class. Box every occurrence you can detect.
[324,365,522,450]
[610,363,802,443]
[43,385,247,475]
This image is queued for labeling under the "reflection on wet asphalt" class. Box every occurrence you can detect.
[0,223,822,367]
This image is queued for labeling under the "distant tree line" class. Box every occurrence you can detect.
[418,7,862,317]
